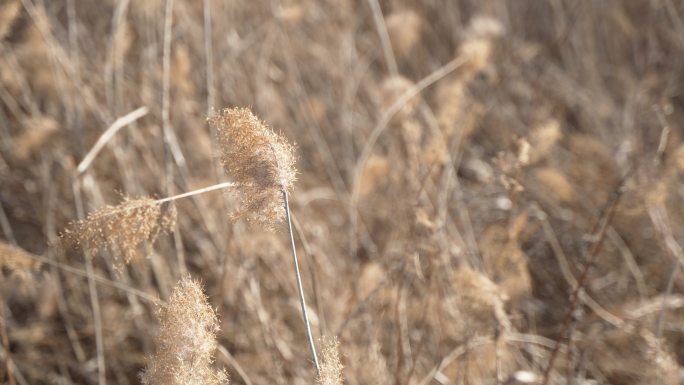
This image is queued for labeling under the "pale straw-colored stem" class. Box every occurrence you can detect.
[77,106,149,174]
[367,0,398,75]
[72,179,106,385]
[78,182,235,222]
[282,189,320,377]
[156,182,234,204]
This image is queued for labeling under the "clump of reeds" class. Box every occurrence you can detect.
[59,106,325,381]
[61,197,177,268]
[208,107,296,229]
[141,277,228,385]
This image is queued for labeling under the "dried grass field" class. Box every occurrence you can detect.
[2,1,684,384]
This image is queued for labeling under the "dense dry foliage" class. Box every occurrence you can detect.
[2,1,684,385]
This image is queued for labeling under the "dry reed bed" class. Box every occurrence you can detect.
[1,1,684,385]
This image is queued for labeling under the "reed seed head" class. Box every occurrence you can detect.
[208,107,297,229]
[317,337,343,385]
[62,197,176,268]
[141,277,228,385]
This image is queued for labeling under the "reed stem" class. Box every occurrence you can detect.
[282,189,320,377]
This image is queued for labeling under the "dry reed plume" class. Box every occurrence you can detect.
[62,197,177,268]
[208,107,296,228]
[317,337,343,385]
[141,277,228,385]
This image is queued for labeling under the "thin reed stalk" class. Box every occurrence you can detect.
[156,181,234,204]
[283,189,320,376]
[71,178,107,385]
[209,107,321,376]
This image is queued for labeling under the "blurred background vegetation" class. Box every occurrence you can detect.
[1,1,684,384]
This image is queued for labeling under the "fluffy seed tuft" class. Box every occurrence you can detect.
[62,197,176,268]
[141,277,228,385]
[317,337,343,385]
[208,107,297,229]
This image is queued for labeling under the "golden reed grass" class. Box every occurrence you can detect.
[317,337,343,385]
[63,107,297,266]
[208,107,296,229]
[141,277,228,385]
[210,107,322,375]
[0,94,342,385]
[61,197,177,268]
[57,106,327,381]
